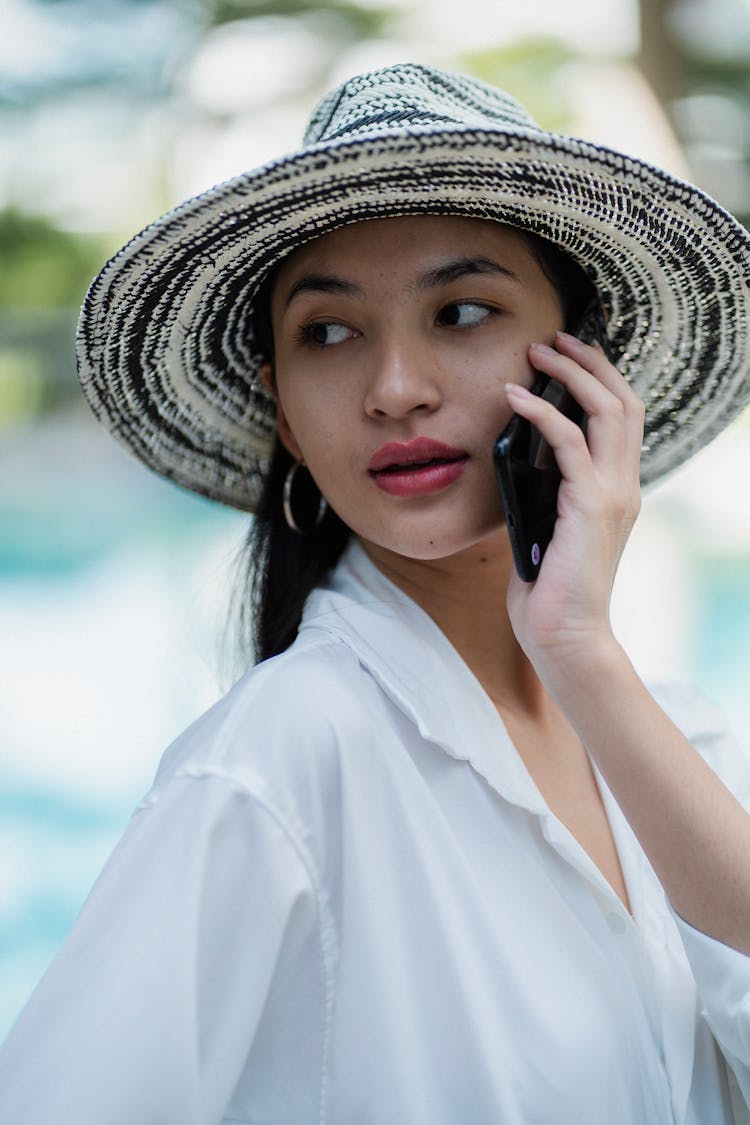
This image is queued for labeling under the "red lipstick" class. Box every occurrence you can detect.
[368,438,469,497]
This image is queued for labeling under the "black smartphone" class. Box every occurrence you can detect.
[493,299,611,582]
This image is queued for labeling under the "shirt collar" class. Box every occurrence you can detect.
[300,538,547,814]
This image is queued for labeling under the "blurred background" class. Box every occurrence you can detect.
[2,0,750,1038]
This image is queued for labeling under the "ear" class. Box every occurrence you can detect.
[259,363,304,462]
[259,362,275,395]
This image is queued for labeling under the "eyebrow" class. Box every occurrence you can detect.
[283,274,364,309]
[417,256,520,290]
[282,255,520,310]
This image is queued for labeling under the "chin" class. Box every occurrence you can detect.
[361,520,506,564]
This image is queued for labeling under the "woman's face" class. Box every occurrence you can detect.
[268,215,564,563]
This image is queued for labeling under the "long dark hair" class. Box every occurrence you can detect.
[236,226,599,665]
[238,437,350,663]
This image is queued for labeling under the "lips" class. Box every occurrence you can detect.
[368,437,468,474]
[368,438,469,497]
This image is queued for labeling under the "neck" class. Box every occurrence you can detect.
[361,532,545,717]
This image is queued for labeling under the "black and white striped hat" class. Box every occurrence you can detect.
[76,63,750,511]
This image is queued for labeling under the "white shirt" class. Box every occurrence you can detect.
[1,540,749,1125]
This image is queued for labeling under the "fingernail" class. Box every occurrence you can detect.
[505,382,533,398]
[555,330,581,344]
[529,341,556,356]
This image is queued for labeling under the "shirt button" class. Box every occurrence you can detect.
[607,911,628,935]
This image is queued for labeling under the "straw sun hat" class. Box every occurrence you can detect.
[76,63,750,511]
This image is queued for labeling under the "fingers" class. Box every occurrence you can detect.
[504,334,643,639]
[504,379,595,490]
[557,328,647,468]
[514,335,644,478]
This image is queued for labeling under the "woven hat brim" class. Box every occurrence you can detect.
[77,124,750,511]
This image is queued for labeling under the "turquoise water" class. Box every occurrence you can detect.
[0,418,248,1039]
[0,777,130,1032]
[693,563,750,710]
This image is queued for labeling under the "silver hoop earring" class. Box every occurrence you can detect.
[283,461,328,534]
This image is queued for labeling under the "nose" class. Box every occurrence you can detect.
[363,336,442,420]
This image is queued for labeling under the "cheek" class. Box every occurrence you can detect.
[455,333,536,375]
[453,345,535,408]
[280,389,344,471]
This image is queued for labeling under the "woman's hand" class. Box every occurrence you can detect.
[503,335,750,958]
[503,331,644,685]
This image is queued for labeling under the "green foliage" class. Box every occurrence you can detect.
[209,0,391,38]
[461,40,580,134]
[0,349,45,422]
[0,212,106,420]
[0,210,106,309]
[0,308,82,420]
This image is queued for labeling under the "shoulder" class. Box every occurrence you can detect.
[234,630,389,754]
[148,630,392,822]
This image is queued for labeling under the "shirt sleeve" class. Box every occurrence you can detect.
[0,770,332,1125]
[671,913,750,1117]
[657,683,750,1115]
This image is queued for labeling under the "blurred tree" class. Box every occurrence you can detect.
[4,0,750,425]
[0,0,198,417]
[0,210,112,419]
[637,0,750,225]
[209,0,390,38]
[0,210,104,308]
[460,39,580,134]
[639,0,684,105]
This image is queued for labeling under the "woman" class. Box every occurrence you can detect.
[2,63,750,1124]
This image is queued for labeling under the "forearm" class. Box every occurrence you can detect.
[547,638,750,956]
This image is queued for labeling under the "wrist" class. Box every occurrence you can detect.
[534,631,636,711]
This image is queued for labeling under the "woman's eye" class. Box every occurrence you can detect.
[299,321,354,347]
[437,301,494,328]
